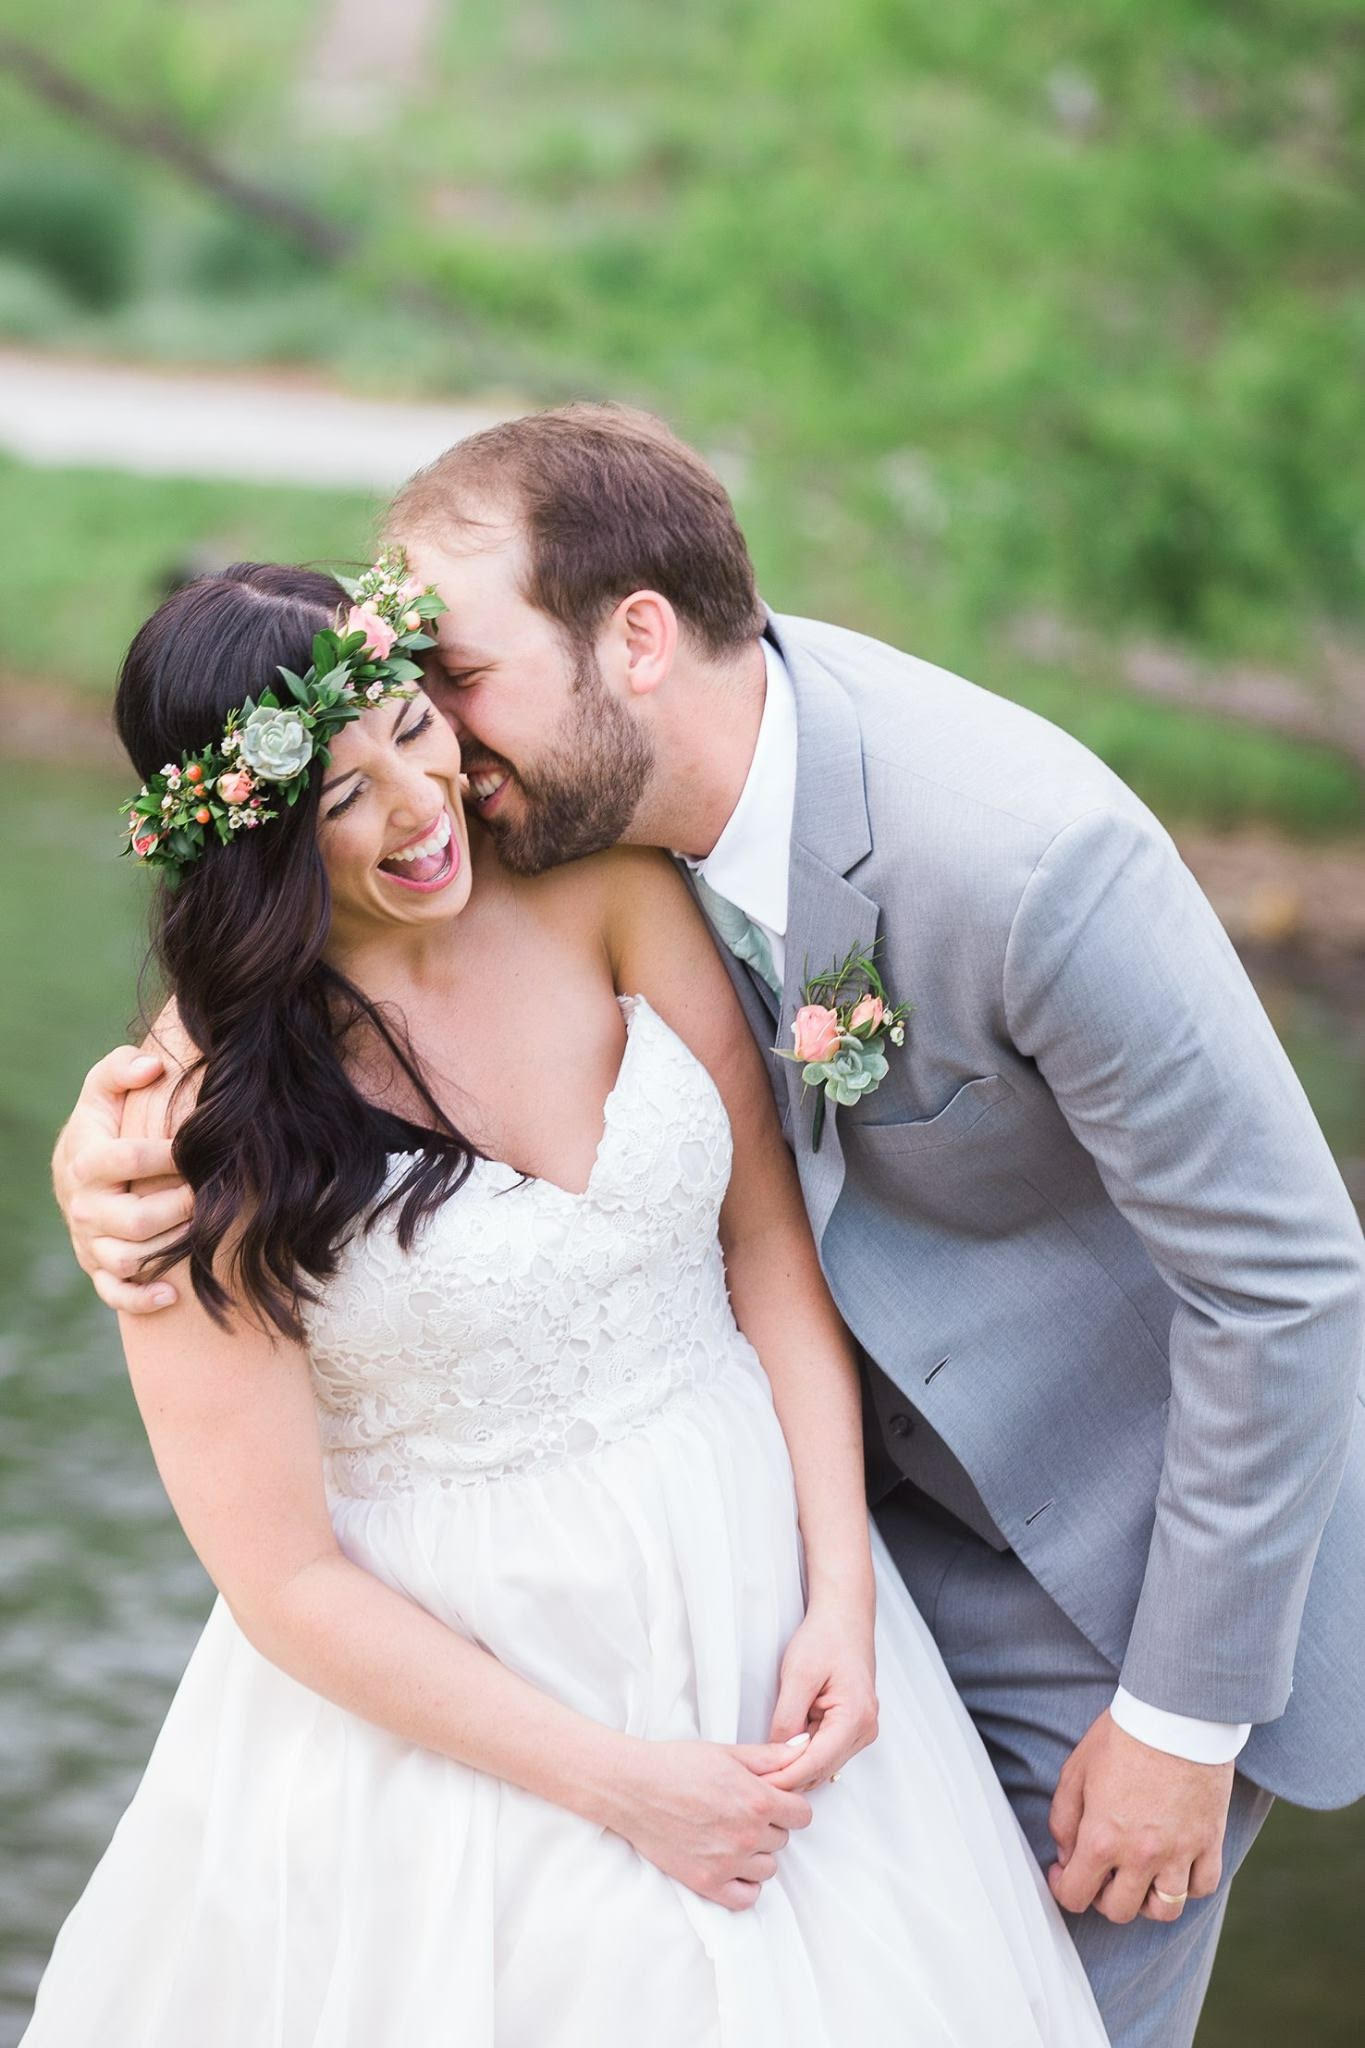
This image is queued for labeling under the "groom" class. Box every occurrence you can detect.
[56,405,1364,2046]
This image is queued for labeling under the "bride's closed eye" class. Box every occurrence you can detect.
[326,783,363,821]
[324,710,438,819]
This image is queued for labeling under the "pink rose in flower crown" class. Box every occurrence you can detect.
[792,1004,842,1065]
[848,994,886,1035]
[345,602,397,661]
[129,819,159,858]
[217,769,254,805]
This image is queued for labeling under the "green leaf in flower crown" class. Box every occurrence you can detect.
[314,664,354,695]
[311,629,342,671]
[383,657,424,682]
[396,631,436,652]
[333,572,362,600]
[276,667,311,706]
[170,828,194,859]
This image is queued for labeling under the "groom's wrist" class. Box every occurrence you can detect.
[1110,1686,1251,1766]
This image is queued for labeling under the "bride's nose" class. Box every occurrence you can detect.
[386,765,444,830]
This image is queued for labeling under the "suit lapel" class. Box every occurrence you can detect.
[767,614,881,1244]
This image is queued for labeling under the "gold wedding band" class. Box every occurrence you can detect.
[1152,1886,1188,1907]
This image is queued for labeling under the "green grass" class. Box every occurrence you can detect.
[0,457,380,691]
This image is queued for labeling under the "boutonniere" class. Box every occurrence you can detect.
[776,943,911,1151]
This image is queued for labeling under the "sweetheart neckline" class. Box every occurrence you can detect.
[385,993,654,1203]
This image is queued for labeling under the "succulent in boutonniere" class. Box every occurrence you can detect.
[775,944,910,1152]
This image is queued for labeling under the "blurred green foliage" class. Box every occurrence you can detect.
[0,0,1362,832]
[0,161,137,308]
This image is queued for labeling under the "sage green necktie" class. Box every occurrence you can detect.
[693,872,783,1000]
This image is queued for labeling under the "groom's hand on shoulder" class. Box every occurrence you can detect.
[54,1045,190,1314]
[1047,1709,1234,1927]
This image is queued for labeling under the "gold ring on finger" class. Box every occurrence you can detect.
[1152,1886,1188,1907]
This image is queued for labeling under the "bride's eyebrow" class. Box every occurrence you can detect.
[322,700,424,795]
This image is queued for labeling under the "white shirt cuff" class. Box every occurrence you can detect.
[1110,1687,1251,1765]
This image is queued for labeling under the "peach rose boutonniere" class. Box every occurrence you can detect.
[776,944,910,1151]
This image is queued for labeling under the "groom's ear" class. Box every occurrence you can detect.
[613,590,677,701]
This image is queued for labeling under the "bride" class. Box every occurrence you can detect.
[23,559,1106,2046]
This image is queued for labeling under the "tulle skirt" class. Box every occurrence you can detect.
[22,1346,1105,2045]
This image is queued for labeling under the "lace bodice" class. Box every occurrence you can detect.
[304,997,750,1496]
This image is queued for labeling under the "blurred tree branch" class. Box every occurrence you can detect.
[0,37,351,265]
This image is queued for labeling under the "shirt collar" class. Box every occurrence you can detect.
[684,637,797,939]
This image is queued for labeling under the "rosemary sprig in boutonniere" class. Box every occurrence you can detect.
[775,942,911,1152]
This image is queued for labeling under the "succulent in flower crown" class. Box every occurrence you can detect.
[121,550,446,880]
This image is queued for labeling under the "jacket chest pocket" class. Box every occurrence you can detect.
[845,1074,1022,1230]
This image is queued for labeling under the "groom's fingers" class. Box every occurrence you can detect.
[74,1046,165,1126]
[1047,1763,1083,1866]
[1188,1841,1224,1900]
[1138,1865,1193,1924]
[1047,1830,1114,1916]
[92,1267,179,1315]
[1093,1860,1160,1926]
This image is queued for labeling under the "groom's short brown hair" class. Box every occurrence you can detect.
[389,403,764,657]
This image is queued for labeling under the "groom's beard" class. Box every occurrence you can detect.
[476,647,655,876]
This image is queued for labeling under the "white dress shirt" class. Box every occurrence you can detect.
[684,637,1250,1767]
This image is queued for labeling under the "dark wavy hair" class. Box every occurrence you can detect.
[117,563,477,1338]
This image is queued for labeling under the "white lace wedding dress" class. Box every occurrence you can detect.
[24,997,1106,2047]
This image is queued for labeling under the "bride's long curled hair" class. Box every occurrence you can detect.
[116,563,477,1338]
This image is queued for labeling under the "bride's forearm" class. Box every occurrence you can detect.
[723,1215,875,1615]
[238,1551,634,1826]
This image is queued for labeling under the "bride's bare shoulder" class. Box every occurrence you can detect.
[513,845,689,942]
[119,999,203,1146]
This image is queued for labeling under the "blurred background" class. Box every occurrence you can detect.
[0,2,1361,2040]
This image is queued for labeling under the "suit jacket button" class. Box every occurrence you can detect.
[889,1411,915,1440]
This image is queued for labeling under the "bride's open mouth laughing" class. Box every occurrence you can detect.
[376,809,459,892]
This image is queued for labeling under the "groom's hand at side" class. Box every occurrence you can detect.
[1047,1709,1234,1926]
[53,1046,192,1314]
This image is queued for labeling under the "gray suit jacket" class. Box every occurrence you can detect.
[706,610,1365,1810]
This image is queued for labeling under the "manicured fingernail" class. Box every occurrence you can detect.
[785,1733,811,1748]
[132,1056,159,1076]
[152,1288,175,1307]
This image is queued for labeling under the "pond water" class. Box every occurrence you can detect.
[1,762,1362,2044]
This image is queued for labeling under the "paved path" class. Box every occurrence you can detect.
[297,0,440,127]
[0,350,515,490]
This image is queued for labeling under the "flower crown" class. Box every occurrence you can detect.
[122,550,447,880]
